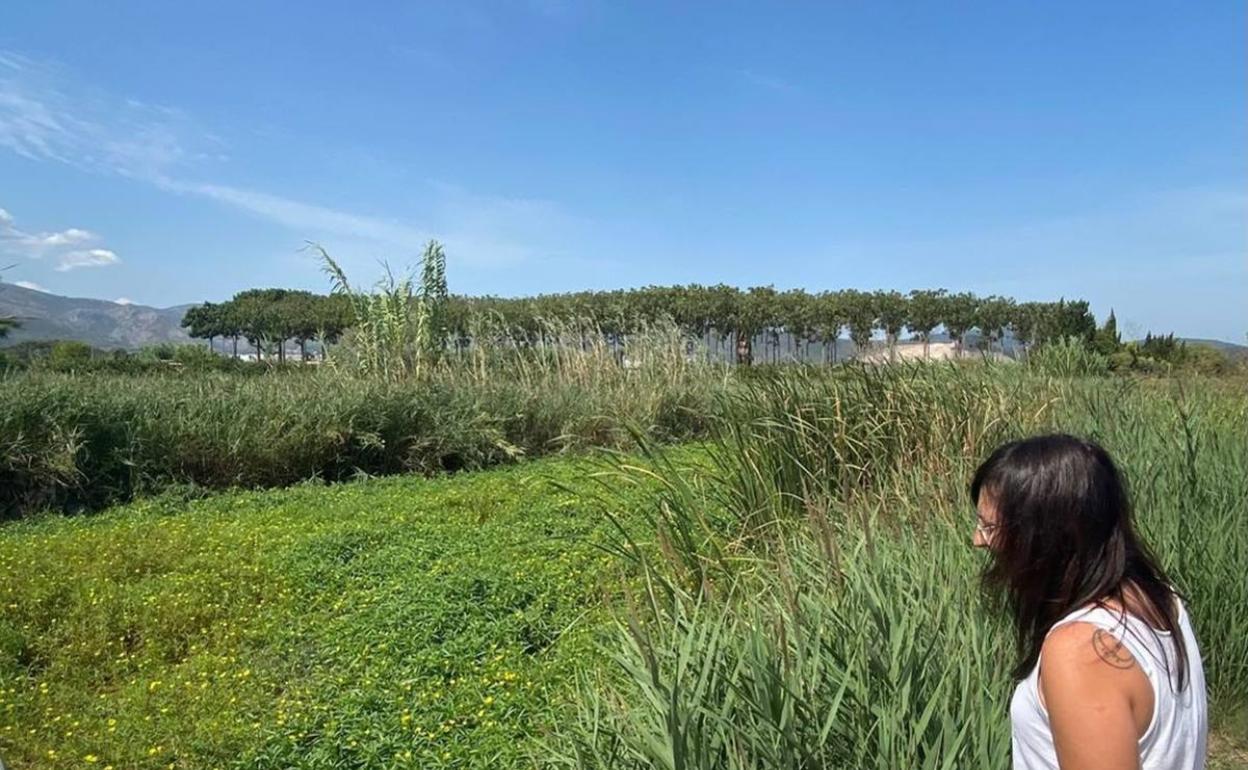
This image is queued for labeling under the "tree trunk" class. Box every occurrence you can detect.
[232,335,239,358]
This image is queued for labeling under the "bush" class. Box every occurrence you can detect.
[0,362,719,517]
[0,349,22,373]
[45,340,94,371]
[1026,336,1109,377]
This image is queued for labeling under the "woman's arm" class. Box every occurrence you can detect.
[1039,621,1153,770]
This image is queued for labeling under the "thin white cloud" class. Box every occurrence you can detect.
[0,51,33,72]
[45,227,93,245]
[0,87,75,163]
[22,226,95,249]
[114,297,134,305]
[742,69,799,94]
[0,51,214,178]
[152,177,588,268]
[0,50,586,271]
[13,280,47,291]
[160,178,435,249]
[55,248,120,271]
[0,204,117,266]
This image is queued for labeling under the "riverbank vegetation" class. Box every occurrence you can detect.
[1,366,1245,769]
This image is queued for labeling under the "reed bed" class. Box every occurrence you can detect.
[547,366,1248,769]
[0,320,720,517]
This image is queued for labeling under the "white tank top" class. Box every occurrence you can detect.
[1010,597,1207,770]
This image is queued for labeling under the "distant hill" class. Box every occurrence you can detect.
[1174,338,1248,360]
[0,283,193,350]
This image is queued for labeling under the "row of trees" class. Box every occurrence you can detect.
[184,282,1098,366]
[181,289,353,362]
[440,287,1098,363]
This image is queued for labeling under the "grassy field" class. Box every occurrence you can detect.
[1,366,1245,769]
[0,455,664,769]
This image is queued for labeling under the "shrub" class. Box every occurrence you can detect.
[0,358,718,517]
[1026,336,1109,377]
[45,341,94,371]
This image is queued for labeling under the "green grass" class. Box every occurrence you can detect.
[0,454,665,770]
[1,366,1245,769]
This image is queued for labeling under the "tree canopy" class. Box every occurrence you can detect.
[183,279,1102,364]
[182,290,351,361]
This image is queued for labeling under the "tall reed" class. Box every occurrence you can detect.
[546,367,1248,769]
[1026,336,1110,377]
[317,241,447,380]
[0,323,719,517]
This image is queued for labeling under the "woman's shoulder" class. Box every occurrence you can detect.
[1053,585,1183,637]
[1043,619,1142,675]
[1038,619,1153,724]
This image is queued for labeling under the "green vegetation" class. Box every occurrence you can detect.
[316,240,450,380]
[1110,332,1239,375]
[550,367,1248,769]
[0,366,1245,770]
[7,255,1233,523]
[169,259,1239,388]
[3,300,1235,518]
[2,255,1245,767]
[0,329,712,517]
[426,287,1099,362]
[180,276,1105,365]
[1025,335,1111,377]
[0,340,271,374]
[179,289,351,363]
[0,456,651,769]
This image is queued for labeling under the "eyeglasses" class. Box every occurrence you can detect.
[974,519,1000,538]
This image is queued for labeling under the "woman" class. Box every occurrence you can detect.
[971,434,1207,770]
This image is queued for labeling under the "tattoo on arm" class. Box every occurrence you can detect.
[1091,629,1135,669]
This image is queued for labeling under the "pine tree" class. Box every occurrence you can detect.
[1093,309,1122,355]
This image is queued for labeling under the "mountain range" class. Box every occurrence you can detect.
[0,283,193,350]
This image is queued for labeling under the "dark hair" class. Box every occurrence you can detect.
[971,433,1187,688]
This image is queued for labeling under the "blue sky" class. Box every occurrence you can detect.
[1,1,1244,341]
